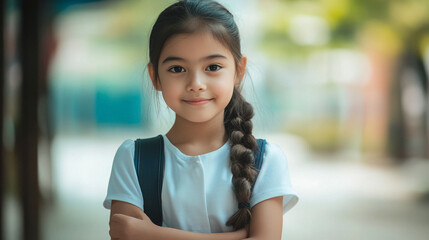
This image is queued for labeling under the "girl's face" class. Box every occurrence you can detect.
[149,31,246,124]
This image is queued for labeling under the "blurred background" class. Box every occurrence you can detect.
[1,0,429,239]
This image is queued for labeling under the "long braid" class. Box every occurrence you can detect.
[224,88,258,230]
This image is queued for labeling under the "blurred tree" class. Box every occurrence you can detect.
[261,0,429,54]
[258,0,429,159]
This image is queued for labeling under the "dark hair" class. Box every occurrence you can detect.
[149,0,258,230]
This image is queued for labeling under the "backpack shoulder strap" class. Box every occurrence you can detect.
[134,135,164,226]
[251,138,266,191]
[254,139,267,170]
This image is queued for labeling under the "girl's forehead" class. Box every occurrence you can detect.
[160,31,234,61]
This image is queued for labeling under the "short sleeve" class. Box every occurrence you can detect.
[250,142,299,214]
[103,139,144,211]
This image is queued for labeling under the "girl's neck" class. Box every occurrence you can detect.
[166,113,228,156]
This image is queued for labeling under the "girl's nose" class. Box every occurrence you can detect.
[186,72,206,92]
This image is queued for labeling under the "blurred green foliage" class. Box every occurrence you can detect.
[260,0,429,57]
[257,0,429,153]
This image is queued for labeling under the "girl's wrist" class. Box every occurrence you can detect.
[233,227,248,240]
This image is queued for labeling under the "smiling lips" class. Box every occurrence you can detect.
[183,98,213,105]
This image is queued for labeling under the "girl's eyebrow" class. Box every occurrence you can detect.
[161,54,227,64]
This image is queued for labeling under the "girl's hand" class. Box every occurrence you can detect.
[235,225,249,239]
[109,212,157,240]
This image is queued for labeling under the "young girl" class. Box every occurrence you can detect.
[104,0,298,239]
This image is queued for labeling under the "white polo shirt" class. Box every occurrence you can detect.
[104,135,298,233]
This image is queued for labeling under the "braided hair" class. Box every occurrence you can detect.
[149,0,257,230]
[224,89,258,229]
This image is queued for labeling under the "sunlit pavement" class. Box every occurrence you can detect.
[36,132,429,240]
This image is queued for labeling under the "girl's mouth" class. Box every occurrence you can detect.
[183,98,213,105]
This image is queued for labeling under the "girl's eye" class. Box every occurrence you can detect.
[206,64,222,72]
[168,66,185,73]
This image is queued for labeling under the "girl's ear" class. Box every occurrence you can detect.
[235,56,247,85]
[148,63,162,91]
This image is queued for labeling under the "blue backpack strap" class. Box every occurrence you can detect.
[134,135,164,226]
[254,139,266,170]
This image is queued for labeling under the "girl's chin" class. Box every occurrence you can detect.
[175,113,222,124]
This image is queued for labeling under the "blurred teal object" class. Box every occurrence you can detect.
[50,79,145,131]
[95,86,142,126]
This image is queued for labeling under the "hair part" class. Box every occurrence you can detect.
[149,0,258,230]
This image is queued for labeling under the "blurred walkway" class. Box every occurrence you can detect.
[37,132,429,240]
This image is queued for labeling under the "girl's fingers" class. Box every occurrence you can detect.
[109,228,119,239]
[109,225,122,238]
[111,213,126,221]
[112,213,139,222]
[109,214,127,238]
[114,210,149,223]
[110,213,151,239]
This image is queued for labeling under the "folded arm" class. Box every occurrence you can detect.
[109,196,283,240]
[109,200,247,240]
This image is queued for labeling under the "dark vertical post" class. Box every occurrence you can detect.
[17,0,41,239]
[0,0,5,239]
